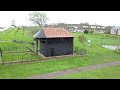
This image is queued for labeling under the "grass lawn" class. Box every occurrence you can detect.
[0,28,120,78]
[56,65,120,79]
[0,27,41,62]
[0,27,35,41]
[0,43,120,78]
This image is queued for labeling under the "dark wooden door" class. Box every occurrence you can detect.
[50,48,54,56]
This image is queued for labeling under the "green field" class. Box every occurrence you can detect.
[0,27,41,62]
[56,65,120,79]
[0,27,120,78]
[0,27,39,41]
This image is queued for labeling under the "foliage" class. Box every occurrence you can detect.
[78,34,86,55]
[89,30,94,33]
[104,26,112,34]
[78,48,87,55]
[114,49,120,54]
[84,30,88,34]
[104,30,111,34]
[78,34,86,44]
[29,12,49,27]
[74,47,87,55]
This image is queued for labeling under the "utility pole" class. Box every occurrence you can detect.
[93,23,96,39]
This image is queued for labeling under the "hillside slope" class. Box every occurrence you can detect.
[0,26,39,41]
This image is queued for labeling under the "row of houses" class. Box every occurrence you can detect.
[44,23,105,33]
[111,26,120,35]
[44,23,120,35]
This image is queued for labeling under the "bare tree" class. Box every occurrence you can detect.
[29,12,49,28]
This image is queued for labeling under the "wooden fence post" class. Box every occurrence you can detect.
[0,47,2,64]
[22,53,23,61]
[31,54,32,60]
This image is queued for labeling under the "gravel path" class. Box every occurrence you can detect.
[27,60,120,79]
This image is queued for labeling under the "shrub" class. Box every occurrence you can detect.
[114,49,120,54]
[89,30,94,33]
[78,34,86,44]
[74,47,87,55]
[78,48,87,55]
[104,31,111,34]
[84,30,88,34]
[78,34,86,55]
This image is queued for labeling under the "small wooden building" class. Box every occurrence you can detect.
[33,28,74,57]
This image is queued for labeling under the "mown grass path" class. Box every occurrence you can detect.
[28,60,120,79]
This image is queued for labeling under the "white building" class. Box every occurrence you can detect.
[111,26,120,35]
[11,20,15,27]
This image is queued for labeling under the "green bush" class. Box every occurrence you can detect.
[115,49,120,54]
[104,31,111,34]
[84,30,88,34]
[89,30,94,33]
[78,48,87,55]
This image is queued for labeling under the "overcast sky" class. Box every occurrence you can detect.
[0,11,120,27]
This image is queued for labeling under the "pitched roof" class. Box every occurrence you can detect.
[33,28,73,38]
[33,30,46,39]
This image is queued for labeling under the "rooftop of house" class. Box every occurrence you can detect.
[33,28,74,39]
[112,26,120,29]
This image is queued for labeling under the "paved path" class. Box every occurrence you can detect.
[102,45,120,50]
[0,26,10,31]
[0,40,12,42]
[28,60,120,79]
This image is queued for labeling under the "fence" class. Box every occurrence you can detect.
[0,49,41,64]
[90,33,120,46]
[99,35,120,45]
[0,42,41,64]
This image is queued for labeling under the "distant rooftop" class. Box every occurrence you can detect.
[112,26,120,29]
